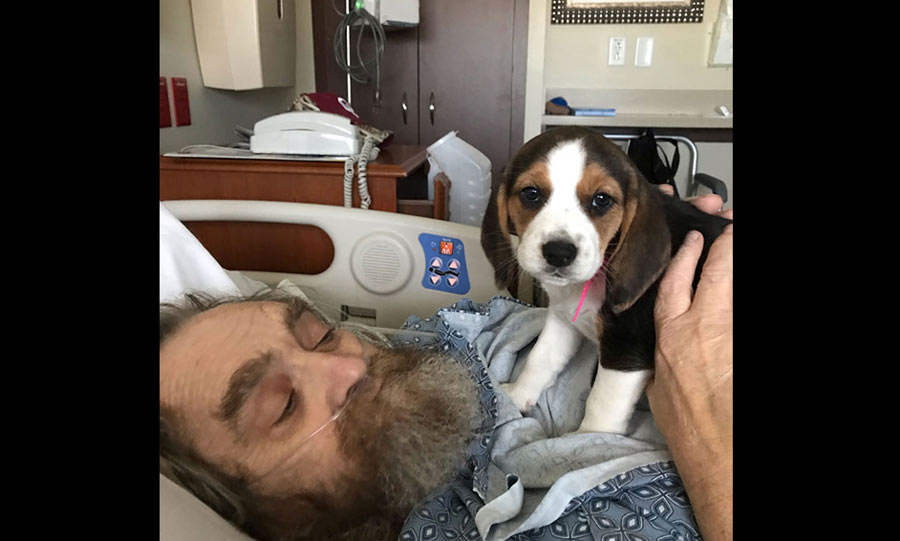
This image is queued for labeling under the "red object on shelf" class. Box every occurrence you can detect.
[159,77,172,128]
[171,77,191,127]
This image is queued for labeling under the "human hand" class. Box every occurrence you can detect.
[648,225,733,451]
[646,220,733,540]
[658,184,733,220]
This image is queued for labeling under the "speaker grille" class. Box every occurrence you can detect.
[350,233,413,295]
[361,243,401,284]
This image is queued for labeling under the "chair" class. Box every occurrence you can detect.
[605,133,729,202]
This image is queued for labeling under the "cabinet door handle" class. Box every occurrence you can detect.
[429,92,435,125]
[402,92,408,125]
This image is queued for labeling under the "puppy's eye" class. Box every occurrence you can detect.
[520,186,543,209]
[590,192,614,214]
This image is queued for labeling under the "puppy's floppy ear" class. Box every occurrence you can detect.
[480,176,517,290]
[605,174,671,313]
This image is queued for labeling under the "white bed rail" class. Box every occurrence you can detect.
[163,200,525,328]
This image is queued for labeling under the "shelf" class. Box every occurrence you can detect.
[542,113,732,129]
[542,88,733,130]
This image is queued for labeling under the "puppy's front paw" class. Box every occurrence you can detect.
[500,381,544,413]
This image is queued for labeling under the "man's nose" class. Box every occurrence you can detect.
[322,337,369,411]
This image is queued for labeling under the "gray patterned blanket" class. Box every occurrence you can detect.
[392,297,701,541]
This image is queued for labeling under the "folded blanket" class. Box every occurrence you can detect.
[395,297,700,541]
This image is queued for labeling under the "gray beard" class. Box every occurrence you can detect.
[267,345,485,541]
[337,345,485,513]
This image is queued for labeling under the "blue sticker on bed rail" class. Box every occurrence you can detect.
[418,233,470,294]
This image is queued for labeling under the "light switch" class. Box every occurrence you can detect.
[635,37,654,67]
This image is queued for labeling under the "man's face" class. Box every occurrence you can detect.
[160,300,377,496]
[160,298,483,535]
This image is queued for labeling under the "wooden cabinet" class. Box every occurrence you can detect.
[158,145,448,275]
[313,0,528,181]
[159,145,428,212]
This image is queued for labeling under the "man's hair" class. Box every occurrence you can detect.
[161,289,391,350]
[160,289,393,540]
[163,289,317,345]
[160,403,253,527]
[160,291,287,537]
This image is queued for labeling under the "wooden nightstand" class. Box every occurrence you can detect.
[159,145,449,275]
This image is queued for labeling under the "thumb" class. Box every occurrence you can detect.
[654,230,703,325]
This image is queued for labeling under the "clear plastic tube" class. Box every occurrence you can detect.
[250,398,352,485]
[249,324,383,485]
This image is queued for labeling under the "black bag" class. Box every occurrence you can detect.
[627,128,681,198]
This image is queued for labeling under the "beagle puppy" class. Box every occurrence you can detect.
[481,127,731,434]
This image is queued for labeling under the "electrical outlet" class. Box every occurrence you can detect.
[609,37,626,66]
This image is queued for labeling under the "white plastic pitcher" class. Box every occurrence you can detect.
[426,131,492,226]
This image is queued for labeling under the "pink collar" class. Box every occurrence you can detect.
[572,267,606,323]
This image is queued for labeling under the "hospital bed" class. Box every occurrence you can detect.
[162,199,529,328]
[160,196,708,540]
[160,199,526,540]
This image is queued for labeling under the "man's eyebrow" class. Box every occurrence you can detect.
[216,351,275,432]
[216,299,310,433]
[284,298,307,332]
[284,298,334,350]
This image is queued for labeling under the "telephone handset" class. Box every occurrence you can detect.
[250,111,361,156]
[250,92,393,209]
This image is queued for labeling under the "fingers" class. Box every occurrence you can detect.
[655,230,704,324]
[687,194,723,215]
[657,183,726,217]
[719,208,733,220]
[694,224,733,308]
[658,184,675,196]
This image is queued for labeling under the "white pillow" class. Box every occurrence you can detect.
[160,474,253,541]
[159,202,242,303]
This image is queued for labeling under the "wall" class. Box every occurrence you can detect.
[294,0,317,96]
[543,0,732,90]
[524,0,733,208]
[159,0,317,154]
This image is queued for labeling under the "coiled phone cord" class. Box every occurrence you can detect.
[343,134,380,209]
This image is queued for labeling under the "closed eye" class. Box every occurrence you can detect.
[274,389,297,425]
[286,301,338,351]
[316,327,336,349]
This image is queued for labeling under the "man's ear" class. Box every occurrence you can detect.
[605,176,671,313]
[480,180,517,290]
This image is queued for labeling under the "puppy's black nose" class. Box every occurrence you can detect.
[542,240,577,268]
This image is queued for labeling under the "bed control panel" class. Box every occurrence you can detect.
[418,233,470,294]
